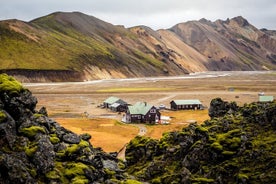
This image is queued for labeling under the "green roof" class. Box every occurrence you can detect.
[259,96,274,102]
[172,99,202,105]
[104,96,120,104]
[128,102,153,115]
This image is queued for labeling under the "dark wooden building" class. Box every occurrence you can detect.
[125,102,161,124]
[103,96,128,112]
[110,102,128,112]
[170,99,202,110]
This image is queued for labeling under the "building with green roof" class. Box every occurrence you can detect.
[170,99,202,110]
[103,96,128,112]
[126,102,160,123]
[259,96,274,102]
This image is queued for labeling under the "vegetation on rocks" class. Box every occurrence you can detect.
[125,98,276,183]
[0,73,24,94]
[0,75,128,183]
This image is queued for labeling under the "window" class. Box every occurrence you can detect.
[150,109,156,113]
[138,115,141,119]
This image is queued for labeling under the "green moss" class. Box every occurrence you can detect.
[196,126,208,133]
[33,113,44,118]
[222,150,235,156]
[210,142,223,151]
[27,168,37,177]
[123,179,142,184]
[0,74,24,94]
[151,177,161,184]
[25,142,38,157]
[56,141,89,158]
[67,144,80,155]
[78,140,89,147]
[64,162,89,178]
[71,176,89,184]
[128,136,153,148]
[192,177,215,183]
[104,168,116,179]
[237,173,249,180]
[19,126,46,138]
[46,161,69,183]
[50,136,60,144]
[46,170,60,180]
[0,111,7,122]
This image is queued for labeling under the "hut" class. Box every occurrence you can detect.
[125,102,161,124]
[170,99,202,110]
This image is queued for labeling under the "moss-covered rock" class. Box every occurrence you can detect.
[19,125,46,138]
[0,74,127,183]
[0,110,7,122]
[0,73,24,94]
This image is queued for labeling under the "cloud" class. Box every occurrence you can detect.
[1,0,275,30]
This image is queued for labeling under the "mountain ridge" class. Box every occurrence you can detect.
[0,12,275,82]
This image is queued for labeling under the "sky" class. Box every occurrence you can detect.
[1,0,276,30]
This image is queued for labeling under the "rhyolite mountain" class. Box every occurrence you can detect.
[1,74,276,183]
[0,12,275,82]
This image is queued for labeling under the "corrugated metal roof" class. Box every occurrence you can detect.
[259,96,274,102]
[172,99,202,105]
[104,96,120,104]
[128,102,153,115]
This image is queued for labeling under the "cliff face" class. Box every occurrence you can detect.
[125,98,276,183]
[0,74,128,183]
[0,12,275,82]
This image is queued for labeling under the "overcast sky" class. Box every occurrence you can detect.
[1,0,275,30]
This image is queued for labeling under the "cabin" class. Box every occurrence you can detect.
[259,96,274,102]
[170,99,202,110]
[125,102,161,124]
[110,102,128,112]
[103,96,128,112]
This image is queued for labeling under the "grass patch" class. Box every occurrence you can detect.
[56,118,139,152]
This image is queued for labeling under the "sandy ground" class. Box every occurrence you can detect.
[23,71,276,152]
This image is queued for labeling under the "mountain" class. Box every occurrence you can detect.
[0,12,275,82]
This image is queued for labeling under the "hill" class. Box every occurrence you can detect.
[0,12,275,82]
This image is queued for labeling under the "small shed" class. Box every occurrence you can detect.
[170,99,202,110]
[259,96,274,102]
[110,102,127,112]
[103,96,128,112]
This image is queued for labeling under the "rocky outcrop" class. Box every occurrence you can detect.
[0,73,128,183]
[125,98,276,183]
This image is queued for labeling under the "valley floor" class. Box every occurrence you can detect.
[24,71,276,152]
